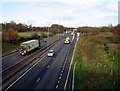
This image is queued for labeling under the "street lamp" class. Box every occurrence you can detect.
[46,22,51,47]
[58,25,60,40]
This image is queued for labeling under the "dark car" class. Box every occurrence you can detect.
[43,40,47,42]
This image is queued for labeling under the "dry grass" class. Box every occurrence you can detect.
[73,32,119,89]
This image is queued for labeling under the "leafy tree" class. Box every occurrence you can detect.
[31,33,40,39]
[50,24,65,34]
[5,28,20,42]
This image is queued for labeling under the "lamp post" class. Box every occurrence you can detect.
[46,22,51,47]
[58,25,60,40]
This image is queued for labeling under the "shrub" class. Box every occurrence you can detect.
[41,33,47,38]
[31,33,40,39]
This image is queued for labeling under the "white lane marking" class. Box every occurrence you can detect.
[64,34,77,90]
[59,77,61,79]
[5,54,46,91]
[58,80,60,83]
[36,78,40,83]
[47,65,50,68]
[56,85,58,88]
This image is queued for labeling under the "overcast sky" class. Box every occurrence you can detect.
[0,0,119,27]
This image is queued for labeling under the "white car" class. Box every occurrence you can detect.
[47,50,54,57]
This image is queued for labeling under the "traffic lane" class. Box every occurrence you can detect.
[34,44,70,89]
[57,33,77,89]
[8,37,68,89]
[2,33,66,71]
[36,35,75,89]
[34,35,73,89]
[45,33,66,45]
[2,41,47,71]
[1,43,46,71]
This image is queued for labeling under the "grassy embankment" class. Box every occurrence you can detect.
[72,32,119,89]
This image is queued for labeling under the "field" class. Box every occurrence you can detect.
[18,31,48,38]
[72,31,119,89]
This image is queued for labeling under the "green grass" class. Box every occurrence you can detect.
[72,34,119,90]
[18,31,48,38]
[2,42,20,55]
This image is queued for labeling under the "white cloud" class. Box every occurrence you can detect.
[1,0,119,27]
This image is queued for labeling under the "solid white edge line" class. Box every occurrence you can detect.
[36,78,41,83]
[64,34,76,91]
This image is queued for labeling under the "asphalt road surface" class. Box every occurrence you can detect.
[2,33,67,71]
[6,33,77,90]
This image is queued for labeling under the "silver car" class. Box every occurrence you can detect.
[47,50,54,57]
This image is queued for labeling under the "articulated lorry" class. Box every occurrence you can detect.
[19,39,40,55]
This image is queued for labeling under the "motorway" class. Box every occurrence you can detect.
[6,33,77,90]
[2,33,66,71]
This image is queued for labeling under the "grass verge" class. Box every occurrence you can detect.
[72,34,119,90]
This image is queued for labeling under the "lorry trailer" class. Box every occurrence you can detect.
[19,39,40,55]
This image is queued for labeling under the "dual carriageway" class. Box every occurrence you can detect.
[1,32,77,90]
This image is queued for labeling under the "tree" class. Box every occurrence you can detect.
[32,33,40,39]
[50,24,65,34]
[5,28,20,42]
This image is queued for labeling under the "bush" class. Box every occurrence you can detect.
[41,33,47,38]
[49,33,54,37]
[31,33,40,39]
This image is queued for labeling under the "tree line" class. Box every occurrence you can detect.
[77,24,120,35]
[1,21,67,43]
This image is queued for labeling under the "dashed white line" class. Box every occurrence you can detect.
[56,85,58,88]
[36,78,40,83]
[59,77,61,79]
[58,80,60,83]
[47,65,50,68]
